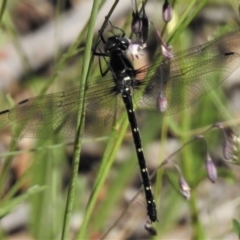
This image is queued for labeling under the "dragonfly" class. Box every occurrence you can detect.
[0,28,239,222]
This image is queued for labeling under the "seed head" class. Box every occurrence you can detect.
[228,134,240,165]
[205,153,217,183]
[131,0,149,44]
[163,0,173,23]
[179,176,191,200]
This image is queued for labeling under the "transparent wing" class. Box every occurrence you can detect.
[0,78,119,139]
[1,29,239,139]
[136,29,240,115]
[166,29,240,61]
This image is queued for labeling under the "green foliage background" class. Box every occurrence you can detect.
[0,0,239,239]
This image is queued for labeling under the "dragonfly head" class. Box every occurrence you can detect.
[104,36,130,55]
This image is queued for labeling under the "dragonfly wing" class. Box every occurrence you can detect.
[0,78,119,139]
[171,29,240,60]
[163,51,240,115]
[137,51,240,115]
[0,90,80,139]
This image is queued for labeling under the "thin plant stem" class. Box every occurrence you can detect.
[0,0,7,24]
[77,113,128,239]
[61,0,102,239]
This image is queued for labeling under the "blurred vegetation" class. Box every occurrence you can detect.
[0,0,239,239]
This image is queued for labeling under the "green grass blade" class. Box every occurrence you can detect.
[61,0,102,239]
